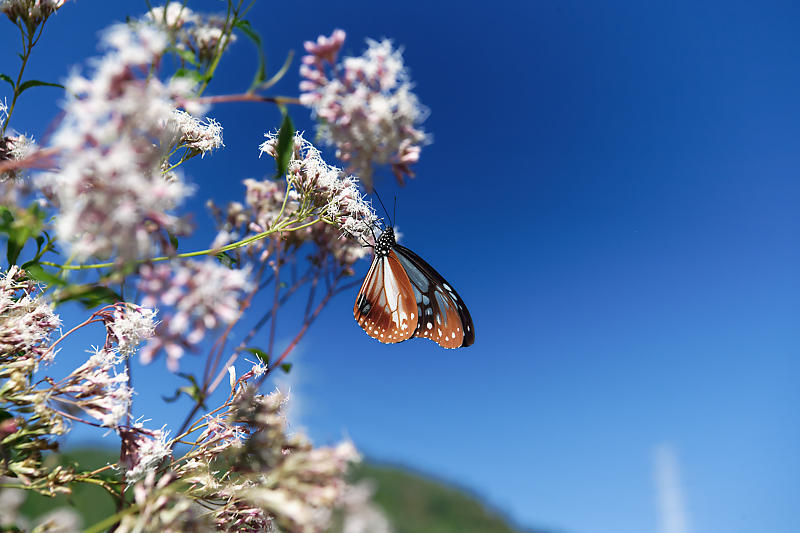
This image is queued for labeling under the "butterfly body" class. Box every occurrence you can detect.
[353,228,474,348]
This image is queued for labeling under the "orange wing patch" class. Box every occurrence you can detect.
[353,251,418,343]
[414,287,465,349]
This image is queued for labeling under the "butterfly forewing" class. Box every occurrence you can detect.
[394,244,475,348]
[353,250,418,343]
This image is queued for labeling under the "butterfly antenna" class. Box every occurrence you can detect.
[393,195,397,225]
[373,188,393,229]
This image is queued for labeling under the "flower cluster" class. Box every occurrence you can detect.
[145,4,237,63]
[37,303,155,429]
[0,0,64,28]
[300,30,429,189]
[117,471,206,533]
[260,131,378,248]
[168,110,224,157]
[40,23,200,263]
[339,481,394,533]
[138,259,253,370]
[224,388,361,532]
[54,347,133,427]
[0,133,35,182]
[0,265,60,362]
[119,424,172,483]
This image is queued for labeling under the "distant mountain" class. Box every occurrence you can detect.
[14,449,547,532]
[350,462,546,533]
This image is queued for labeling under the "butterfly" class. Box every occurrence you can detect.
[353,227,474,348]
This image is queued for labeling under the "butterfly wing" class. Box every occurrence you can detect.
[353,250,419,343]
[393,244,475,348]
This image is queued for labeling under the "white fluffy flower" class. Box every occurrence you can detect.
[0,265,60,361]
[0,0,64,25]
[105,304,158,356]
[259,131,378,245]
[138,260,252,370]
[41,24,197,263]
[300,32,429,189]
[119,424,172,483]
[168,110,223,156]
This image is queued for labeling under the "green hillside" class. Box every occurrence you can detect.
[10,449,540,532]
[353,462,542,533]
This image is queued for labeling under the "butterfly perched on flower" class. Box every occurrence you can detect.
[353,227,474,348]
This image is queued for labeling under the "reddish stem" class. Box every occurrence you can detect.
[193,93,301,106]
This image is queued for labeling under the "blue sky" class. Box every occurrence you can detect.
[2,1,799,532]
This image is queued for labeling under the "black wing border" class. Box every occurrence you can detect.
[393,244,475,347]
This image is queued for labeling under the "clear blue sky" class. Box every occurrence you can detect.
[2,1,798,532]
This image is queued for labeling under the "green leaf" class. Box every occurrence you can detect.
[215,251,238,268]
[2,204,45,265]
[24,263,65,287]
[243,347,269,366]
[280,362,292,374]
[163,373,206,407]
[172,47,199,66]
[0,73,14,89]
[258,50,294,90]
[274,109,294,178]
[172,68,206,83]
[56,285,121,308]
[17,79,64,95]
[6,240,22,266]
[0,206,14,228]
[235,20,267,91]
[168,232,179,252]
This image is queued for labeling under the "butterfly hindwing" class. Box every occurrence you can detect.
[393,244,475,349]
[353,250,418,343]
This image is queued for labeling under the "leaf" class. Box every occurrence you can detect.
[17,79,64,95]
[163,373,206,407]
[215,251,238,268]
[56,285,121,308]
[259,50,294,91]
[172,68,206,83]
[243,347,269,366]
[274,109,294,178]
[280,362,292,374]
[235,20,267,91]
[0,73,14,89]
[6,240,22,266]
[24,263,65,286]
[0,207,14,228]
[168,232,180,252]
[172,47,199,66]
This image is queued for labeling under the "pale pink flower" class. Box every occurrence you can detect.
[259,131,378,246]
[144,3,197,30]
[340,481,394,533]
[57,347,132,427]
[0,133,35,181]
[303,29,346,64]
[0,0,64,26]
[0,266,60,361]
[40,24,198,263]
[119,424,172,483]
[189,15,236,61]
[300,31,429,189]
[97,303,157,356]
[146,5,236,63]
[138,260,252,370]
[230,388,361,533]
[168,110,223,157]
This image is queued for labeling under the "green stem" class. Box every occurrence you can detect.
[40,213,321,271]
[1,24,35,135]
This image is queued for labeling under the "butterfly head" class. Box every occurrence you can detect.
[374,227,396,257]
